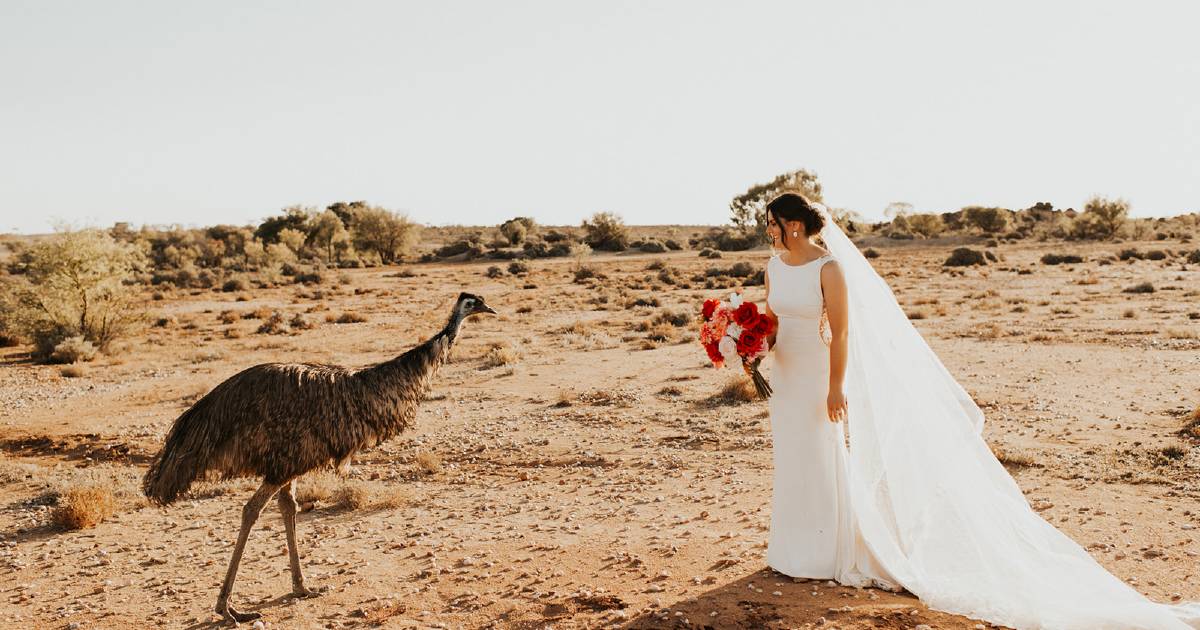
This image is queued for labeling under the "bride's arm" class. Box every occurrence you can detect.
[822,261,850,422]
[764,264,778,350]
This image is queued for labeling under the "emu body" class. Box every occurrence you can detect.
[142,292,495,624]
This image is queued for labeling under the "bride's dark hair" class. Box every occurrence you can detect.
[766,192,825,246]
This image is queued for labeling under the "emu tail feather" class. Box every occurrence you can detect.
[142,400,222,506]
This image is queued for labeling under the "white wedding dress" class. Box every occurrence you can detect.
[762,207,1200,630]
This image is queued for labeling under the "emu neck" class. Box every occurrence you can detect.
[357,308,465,389]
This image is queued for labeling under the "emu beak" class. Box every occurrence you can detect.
[476,304,497,316]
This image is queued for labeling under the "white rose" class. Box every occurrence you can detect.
[728,293,743,308]
[718,335,738,364]
[727,323,743,339]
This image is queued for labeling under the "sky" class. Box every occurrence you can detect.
[1,1,1198,233]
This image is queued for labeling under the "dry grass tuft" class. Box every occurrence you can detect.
[51,483,116,530]
[59,364,87,378]
[1181,405,1200,440]
[415,451,443,474]
[331,311,368,324]
[482,342,520,368]
[295,470,341,506]
[991,445,1041,469]
[332,481,372,510]
[711,376,757,404]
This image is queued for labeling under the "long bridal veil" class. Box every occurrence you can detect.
[813,203,1200,629]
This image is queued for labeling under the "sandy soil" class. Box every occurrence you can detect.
[1,238,1198,629]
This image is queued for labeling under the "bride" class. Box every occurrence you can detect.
[758,192,1200,629]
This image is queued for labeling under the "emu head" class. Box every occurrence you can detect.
[456,292,497,318]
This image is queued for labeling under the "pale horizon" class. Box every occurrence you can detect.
[2,1,1198,234]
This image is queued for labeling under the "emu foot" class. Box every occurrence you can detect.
[291,583,329,599]
[216,602,261,625]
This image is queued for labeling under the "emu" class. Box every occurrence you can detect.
[142,292,496,624]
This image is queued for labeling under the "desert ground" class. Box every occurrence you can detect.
[2,236,1199,629]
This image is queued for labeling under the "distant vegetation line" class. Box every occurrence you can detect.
[0,169,1197,364]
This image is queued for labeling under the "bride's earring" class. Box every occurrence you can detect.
[792,231,798,237]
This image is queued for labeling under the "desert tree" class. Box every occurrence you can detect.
[308,210,353,263]
[907,213,945,238]
[1073,196,1130,240]
[256,205,314,244]
[350,206,421,263]
[5,226,147,358]
[730,169,824,241]
[962,206,1011,234]
[884,201,913,219]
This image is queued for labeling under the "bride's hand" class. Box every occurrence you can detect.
[827,389,848,423]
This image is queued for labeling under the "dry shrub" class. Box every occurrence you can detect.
[1123,282,1155,294]
[1040,253,1084,265]
[50,336,97,363]
[256,312,287,334]
[991,445,1041,469]
[905,309,928,320]
[944,248,986,267]
[415,451,443,474]
[573,266,597,283]
[644,322,681,344]
[51,483,116,530]
[1182,405,1200,440]
[244,306,274,320]
[333,311,368,324]
[217,310,239,324]
[482,342,519,368]
[333,481,372,510]
[295,470,341,505]
[289,313,314,330]
[581,212,629,251]
[975,322,1006,339]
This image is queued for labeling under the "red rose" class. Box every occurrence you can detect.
[702,298,719,320]
[733,302,759,327]
[704,340,723,364]
[751,314,773,336]
[737,331,763,356]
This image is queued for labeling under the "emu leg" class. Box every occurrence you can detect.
[278,480,325,598]
[215,481,279,624]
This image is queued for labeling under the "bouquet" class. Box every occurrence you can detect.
[698,291,776,399]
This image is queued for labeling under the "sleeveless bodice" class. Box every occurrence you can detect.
[767,253,832,321]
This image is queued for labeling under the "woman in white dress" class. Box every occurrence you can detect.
[758,192,1200,629]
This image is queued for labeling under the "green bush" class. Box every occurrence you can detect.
[5,228,146,359]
